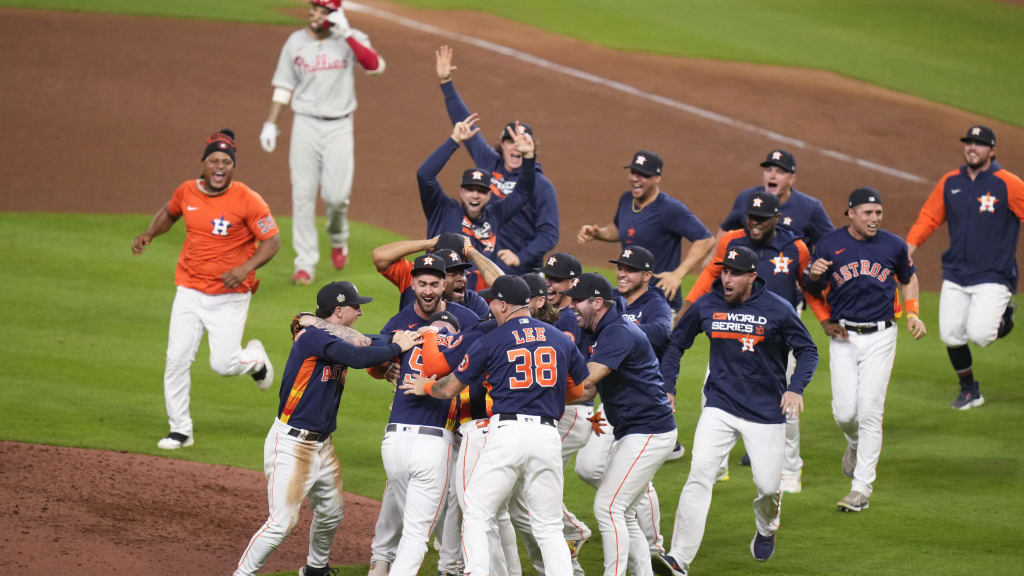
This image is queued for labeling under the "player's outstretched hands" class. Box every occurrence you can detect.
[436,45,457,82]
[808,257,833,281]
[326,7,351,37]
[653,270,684,302]
[131,232,152,255]
[451,113,480,143]
[577,224,600,244]
[506,122,535,158]
[392,330,422,353]
[821,319,848,341]
[260,122,278,153]
[906,314,927,340]
[780,390,804,418]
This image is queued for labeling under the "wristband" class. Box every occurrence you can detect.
[423,380,435,397]
[904,298,919,316]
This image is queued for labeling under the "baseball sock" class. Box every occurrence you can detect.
[946,345,974,387]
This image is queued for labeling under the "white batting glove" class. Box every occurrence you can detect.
[326,9,352,38]
[259,122,278,153]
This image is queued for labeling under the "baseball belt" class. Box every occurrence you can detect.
[838,319,894,334]
[497,413,556,427]
[287,427,330,442]
[385,423,444,438]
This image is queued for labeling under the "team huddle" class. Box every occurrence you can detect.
[128,2,1024,576]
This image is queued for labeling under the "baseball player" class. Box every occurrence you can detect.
[259,0,385,284]
[655,246,819,576]
[564,273,678,576]
[403,275,590,576]
[435,45,560,274]
[541,252,584,342]
[233,283,418,576]
[906,125,1023,409]
[717,149,834,250]
[419,116,537,261]
[132,129,280,450]
[578,150,715,310]
[806,187,927,512]
[683,190,829,492]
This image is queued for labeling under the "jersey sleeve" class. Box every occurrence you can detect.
[906,175,950,248]
[894,236,916,285]
[381,260,415,293]
[271,36,298,90]
[245,189,279,240]
[806,199,834,248]
[637,296,673,352]
[454,337,488,390]
[420,330,452,376]
[440,81,502,168]
[345,29,381,71]
[780,306,819,394]
[795,239,830,322]
[513,175,560,267]
[567,340,590,386]
[417,138,461,218]
[323,336,402,368]
[660,301,704,396]
[720,190,748,231]
[664,200,712,242]
[166,184,186,218]
[998,170,1024,222]
[685,231,739,302]
[590,324,632,372]
[492,157,535,223]
[803,241,833,295]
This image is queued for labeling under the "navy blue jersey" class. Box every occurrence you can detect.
[398,285,489,318]
[721,186,834,249]
[383,300,480,337]
[805,227,915,323]
[662,278,818,424]
[456,316,588,421]
[278,327,402,433]
[622,289,673,357]
[584,301,676,440]
[613,191,712,308]
[441,82,560,273]
[555,305,582,345]
[418,139,535,258]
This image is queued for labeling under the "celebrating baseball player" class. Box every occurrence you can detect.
[403,275,590,576]
[805,187,927,512]
[578,150,715,310]
[541,252,585,342]
[435,45,560,274]
[233,282,418,576]
[564,273,678,576]
[132,129,280,450]
[906,125,1023,409]
[655,246,818,576]
[259,0,385,284]
[683,190,829,492]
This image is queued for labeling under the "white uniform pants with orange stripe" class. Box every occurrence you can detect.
[939,280,1012,347]
[667,408,784,569]
[595,430,676,576]
[370,424,454,576]
[233,419,344,576]
[576,422,665,554]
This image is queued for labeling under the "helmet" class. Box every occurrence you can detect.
[311,0,340,10]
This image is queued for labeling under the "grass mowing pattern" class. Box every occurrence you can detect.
[1,212,1021,574]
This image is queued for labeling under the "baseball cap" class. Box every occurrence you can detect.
[960,125,996,147]
[717,246,758,274]
[560,272,615,301]
[428,310,460,332]
[500,121,535,142]
[411,253,446,278]
[759,149,796,173]
[478,275,531,306]
[432,248,472,273]
[541,252,582,280]
[460,167,491,191]
[624,150,663,177]
[608,246,654,271]
[311,0,340,10]
[848,187,883,208]
[520,273,549,299]
[435,233,466,255]
[315,281,373,318]
[747,190,780,218]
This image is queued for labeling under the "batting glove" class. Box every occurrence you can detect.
[326,9,352,38]
[587,410,607,436]
[259,122,278,153]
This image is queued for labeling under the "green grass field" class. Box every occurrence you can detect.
[1,213,1021,575]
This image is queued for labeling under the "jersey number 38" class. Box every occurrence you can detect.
[506,346,557,389]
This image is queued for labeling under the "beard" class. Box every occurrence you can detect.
[534,302,562,324]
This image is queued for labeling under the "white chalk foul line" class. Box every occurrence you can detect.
[347,2,928,185]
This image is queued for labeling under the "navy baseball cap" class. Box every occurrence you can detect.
[478,275,531,306]
[609,246,654,271]
[432,248,472,273]
[747,190,780,218]
[435,233,466,254]
[848,187,883,208]
[759,149,796,173]
[717,246,758,273]
[315,281,373,318]
[411,253,446,278]
[542,252,582,280]
[560,272,615,301]
[428,310,460,332]
[624,150,663,177]
[460,168,491,191]
[500,121,534,142]
[520,273,549,299]
[960,125,996,147]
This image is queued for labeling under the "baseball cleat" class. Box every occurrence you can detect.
[666,442,686,461]
[571,556,585,576]
[247,339,274,390]
[836,490,870,512]
[997,300,1016,338]
[715,465,730,483]
[367,560,390,576]
[292,270,314,285]
[331,246,349,270]
[567,532,590,558]
[299,566,340,576]
[651,552,687,576]
[780,470,802,494]
[750,531,776,561]
[950,383,985,410]
[157,432,194,450]
[842,446,857,479]
[740,452,751,466]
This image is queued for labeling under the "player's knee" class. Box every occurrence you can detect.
[686,458,719,488]
[832,404,858,427]
[209,355,234,375]
[574,461,602,488]
[967,325,997,348]
[317,499,344,526]
[939,324,968,347]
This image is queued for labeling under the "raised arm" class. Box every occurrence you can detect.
[436,45,501,167]
[372,237,438,272]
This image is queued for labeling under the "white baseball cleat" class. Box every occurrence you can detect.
[715,465,730,483]
[836,490,870,512]
[247,339,274,390]
[666,442,686,461]
[780,470,802,493]
[157,432,193,450]
[367,560,390,576]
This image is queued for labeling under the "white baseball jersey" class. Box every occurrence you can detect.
[272,28,372,118]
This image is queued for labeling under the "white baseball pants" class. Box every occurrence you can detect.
[667,407,784,568]
[830,325,897,497]
[559,404,594,541]
[290,113,354,275]
[234,419,344,576]
[939,280,1012,347]
[576,423,665,554]
[164,286,263,438]
[436,433,464,575]
[464,415,571,576]
[595,430,677,576]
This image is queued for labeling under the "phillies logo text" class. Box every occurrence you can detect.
[294,54,348,74]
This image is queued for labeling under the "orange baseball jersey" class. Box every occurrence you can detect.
[166,179,278,295]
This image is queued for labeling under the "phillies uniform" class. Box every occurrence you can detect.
[805,225,915,501]
[161,178,278,443]
[721,187,833,248]
[457,316,589,576]
[234,327,403,576]
[380,258,490,317]
[419,142,536,258]
[613,191,712,309]
[659,277,817,572]
[269,11,382,278]
[440,81,560,273]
